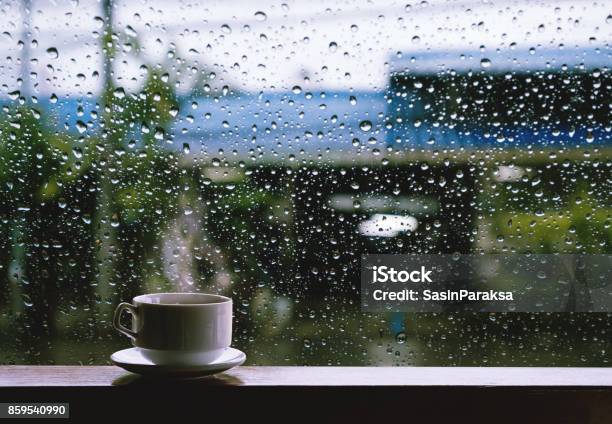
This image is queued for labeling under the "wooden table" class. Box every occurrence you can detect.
[0,366,611,422]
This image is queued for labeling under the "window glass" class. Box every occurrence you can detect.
[0,0,609,365]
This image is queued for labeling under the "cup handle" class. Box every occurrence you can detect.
[113,302,138,340]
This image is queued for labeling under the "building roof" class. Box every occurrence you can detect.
[389,45,610,76]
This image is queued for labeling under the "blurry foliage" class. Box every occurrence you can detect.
[488,174,611,253]
[492,207,612,253]
[0,67,183,341]
[0,106,81,204]
[108,72,181,229]
[200,173,295,294]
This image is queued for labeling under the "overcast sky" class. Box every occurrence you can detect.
[0,0,609,97]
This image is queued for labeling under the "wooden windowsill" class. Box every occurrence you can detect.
[2,366,611,422]
[1,366,611,387]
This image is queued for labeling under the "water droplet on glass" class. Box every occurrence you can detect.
[113,87,125,99]
[154,127,165,140]
[359,120,372,132]
[254,11,267,21]
[76,121,87,134]
[46,47,58,59]
[22,294,33,308]
[93,16,104,28]
[125,25,137,37]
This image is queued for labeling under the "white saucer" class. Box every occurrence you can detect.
[111,347,246,379]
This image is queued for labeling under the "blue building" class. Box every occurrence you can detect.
[386,45,610,150]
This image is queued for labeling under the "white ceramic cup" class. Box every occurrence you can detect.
[113,293,232,365]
